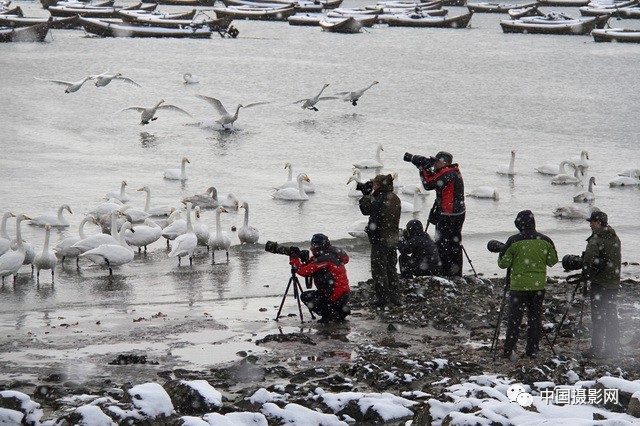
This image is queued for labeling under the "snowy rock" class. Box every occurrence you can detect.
[203,411,269,425]
[0,390,43,425]
[164,379,222,415]
[115,382,175,422]
[57,405,116,426]
[628,391,640,418]
[595,377,640,409]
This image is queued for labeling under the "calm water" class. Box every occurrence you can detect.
[1,1,639,318]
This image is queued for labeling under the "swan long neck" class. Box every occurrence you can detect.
[559,161,572,174]
[588,178,595,193]
[1,213,11,239]
[15,217,24,252]
[243,205,250,227]
[508,152,515,174]
[120,182,126,197]
[215,210,222,236]
[287,164,293,182]
[186,205,193,233]
[316,85,327,99]
[78,217,91,240]
[57,205,65,222]
[110,212,119,238]
[118,223,131,248]
[376,145,382,163]
[233,105,242,120]
[181,160,187,179]
[297,176,306,197]
[42,228,51,253]
[144,189,151,212]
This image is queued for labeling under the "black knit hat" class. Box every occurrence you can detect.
[586,210,608,226]
[310,233,330,249]
[435,151,453,164]
[515,210,536,231]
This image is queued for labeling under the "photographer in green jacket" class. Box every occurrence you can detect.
[582,211,622,358]
[498,210,558,359]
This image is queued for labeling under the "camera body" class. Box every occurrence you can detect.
[356,180,374,195]
[487,240,506,253]
[404,152,436,169]
[265,241,310,263]
[562,254,584,272]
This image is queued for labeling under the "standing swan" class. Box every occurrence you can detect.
[336,81,379,106]
[293,83,336,111]
[238,202,259,244]
[34,76,92,93]
[35,225,57,283]
[137,186,173,217]
[125,219,162,252]
[81,222,135,275]
[496,150,516,176]
[169,202,198,266]
[117,99,192,125]
[164,157,190,180]
[574,177,596,202]
[208,206,230,264]
[272,173,310,201]
[193,206,210,251]
[353,144,384,169]
[0,212,16,256]
[29,204,73,227]
[71,211,120,254]
[54,215,98,266]
[196,95,270,129]
[0,214,29,285]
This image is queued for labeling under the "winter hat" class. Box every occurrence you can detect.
[586,210,608,226]
[435,151,453,164]
[310,233,330,249]
[514,210,536,231]
[405,219,424,237]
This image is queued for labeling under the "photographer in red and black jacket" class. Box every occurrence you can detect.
[289,233,351,323]
[406,151,466,276]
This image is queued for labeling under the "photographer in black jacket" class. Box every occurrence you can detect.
[398,219,442,278]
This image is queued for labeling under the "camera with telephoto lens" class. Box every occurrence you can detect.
[356,180,374,195]
[404,152,436,169]
[487,240,506,253]
[265,241,310,263]
[562,254,584,271]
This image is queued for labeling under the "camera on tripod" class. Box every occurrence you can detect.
[265,241,310,264]
[487,240,506,253]
[562,254,584,271]
[404,152,436,169]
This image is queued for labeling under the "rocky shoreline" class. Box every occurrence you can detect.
[1,273,639,424]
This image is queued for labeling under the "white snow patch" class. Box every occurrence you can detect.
[181,380,222,408]
[74,405,116,426]
[247,388,287,404]
[128,382,175,417]
[203,411,268,425]
[262,402,347,425]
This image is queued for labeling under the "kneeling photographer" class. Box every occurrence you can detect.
[398,219,441,278]
[288,234,351,324]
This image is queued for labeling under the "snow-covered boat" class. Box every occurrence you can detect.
[538,0,590,6]
[154,0,214,5]
[467,1,537,13]
[212,5,297,20]
[0,4,21,15]
[376,8,447,23]
[592,27,640,41]
[507,5,545,18]
[78,16,212,37]
[49,2,156,18]
[0,14,77,28]
[319,16,363,32]
[0,20,50,41]
[500,12,607,34]
[118,9,199,21]
[385,11,472,27]
[289,12,377,25]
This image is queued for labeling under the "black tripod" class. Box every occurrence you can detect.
[275,266,315,323]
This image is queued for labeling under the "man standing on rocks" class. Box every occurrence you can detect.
[498,210,558,359]
[359,173,402,307]
[581,210,622,359]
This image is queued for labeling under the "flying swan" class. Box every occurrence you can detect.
[196,95,270,129]
[117,99,192,125]
[336,81,379,106]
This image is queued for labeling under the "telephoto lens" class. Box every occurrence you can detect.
[487,240,506,253]
[562,254,584,271]
[403,152,414,162]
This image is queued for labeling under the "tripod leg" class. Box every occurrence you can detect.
[462,245,478,278]
[293,279,305,323]
[552,280,582,347]
[296,278,315,320]
[275,277,294,321]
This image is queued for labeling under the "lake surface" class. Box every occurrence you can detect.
[1,0,639,321]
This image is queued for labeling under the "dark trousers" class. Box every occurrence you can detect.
[301,291,350,320]
[590,283,620,354]
[435,213,464,276]
[399,254,436,278]
[504,290,545,355]
[371,244,400,305]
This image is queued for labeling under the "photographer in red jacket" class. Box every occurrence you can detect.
[289,234,351,323]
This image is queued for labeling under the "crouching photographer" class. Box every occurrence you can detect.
[398,219,442,278]
[289,234,351,324]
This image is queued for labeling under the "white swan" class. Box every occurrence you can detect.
[125,218,162,252]
[573,177,596,203]
[193,206,210,250]
[81,222,135,275]
[272,173,310,201]
[221,193,240,211]
[164,157,190,180]
[183,73,200,84]
[0,212,16,256]
[90,200,123,218]
[400,188,421,213]
[336,80,379,106]
[276,163,316,193]
[551,163,581,185]
[346,169,363,198]
[496,150,516,176]
[91,72,141,88]
[208,206,231,263]
[535,160,574,176]
[0,214,29,284]
[54,215,98,266]
[138,186,173,217]
[617,168,640,177]
[29,204,73,227]
[182,186,219,209]
[553,205,599,220]
[161,211,187,248]
[571,150,590,173]
[609,170,640,187]
[35,225,57,283]
[347,219,369,239]
[72,211,120,254]
[196,95,270,129]
[468,186,500,200]
[119,205,150,224]
[117,99,192,125]
[400,182,429,196]
[34,76,92,93]
[238,202,259,244]
[169,202,198,266]
[105,180,130,203]
[293,83,337,111]
[353,144,384,169]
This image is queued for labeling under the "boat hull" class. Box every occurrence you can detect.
[592,27,640,42]
[0,20,50,42]
[385,11,472,27]
[78,16,212,37]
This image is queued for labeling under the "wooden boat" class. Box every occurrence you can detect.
[327,10,384,20]
[0,20,50,42]
[40,0,114,9]
[467,1,538,13]
[49,2,156,18]
[592,27,640,41]
[333,7,382,14]
[508,5,544,17]
[212,5,297,20]
[154,0,214,5]
[78,16,212,37]
[242,0,342,8]
[0,14,77,28]
[118,9,199,21]
[222,0,323,12]
[118,14,232,30]
[372,0,443,9]
[385,11,472,26]
[613,4,640,17]
[537,0,590,6]
[319,16,362,32]
[500,13,605,33]
[289,12,377,25]
[376,8,447,22]
[0,5,22,15]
